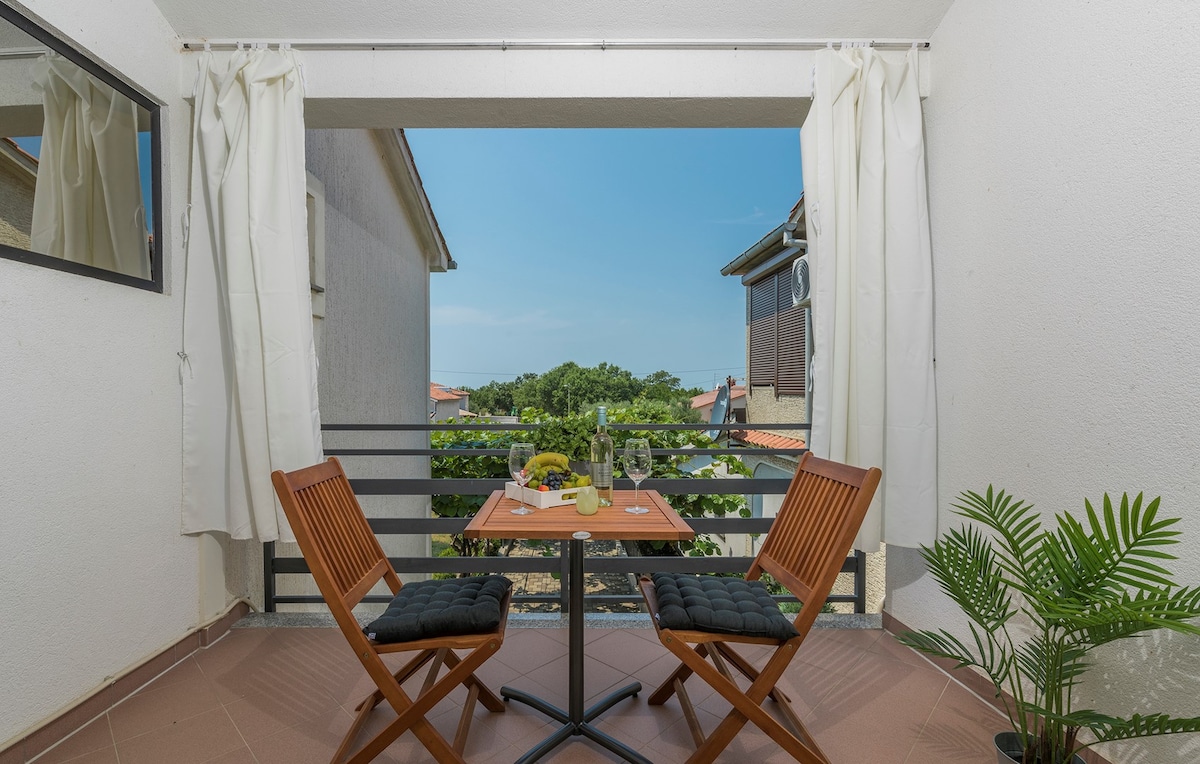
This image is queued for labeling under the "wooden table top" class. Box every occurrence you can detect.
[464,490,694,542]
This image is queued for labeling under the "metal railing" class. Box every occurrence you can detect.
[263,421,868,613]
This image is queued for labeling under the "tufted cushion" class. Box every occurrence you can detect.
[364,575,512,644]
[650,573,799,641]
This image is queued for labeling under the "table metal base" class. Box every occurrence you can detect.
[501,538,651,764]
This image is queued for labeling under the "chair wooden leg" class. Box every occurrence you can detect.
[443,646,505,712]
[699,643,829,764]
[338,639,502,764]
[675,678,705,748]
[453,683,481,753]
[354,648,436,713]
[657,636,827,764]
[366,639,499,763]
[713,642,804,733]
[647,642,708,705]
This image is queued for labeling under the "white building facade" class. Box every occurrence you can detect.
[2,2,1199,761]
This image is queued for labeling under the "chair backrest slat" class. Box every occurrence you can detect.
[749,453,881,637]
[272,458,396,614]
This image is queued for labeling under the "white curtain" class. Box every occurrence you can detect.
[801,47,937,550]
[30,53,149,279]
[181,49,322,542]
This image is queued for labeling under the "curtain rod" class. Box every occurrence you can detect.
[181,38,930,53]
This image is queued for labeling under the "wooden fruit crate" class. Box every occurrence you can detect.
[504,481,580,508]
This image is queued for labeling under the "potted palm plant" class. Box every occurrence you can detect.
[897,487,1200,764]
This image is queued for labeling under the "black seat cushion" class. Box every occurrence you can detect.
[364,575,512,644]
[650,572,799,641]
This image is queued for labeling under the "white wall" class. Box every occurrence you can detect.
[0,0,195,746]
[895,1,1200,760]
[300,129,435,592]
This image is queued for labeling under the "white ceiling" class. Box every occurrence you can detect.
[150,0,954,43]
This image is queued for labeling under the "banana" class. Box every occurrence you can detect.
[523,451,570,473]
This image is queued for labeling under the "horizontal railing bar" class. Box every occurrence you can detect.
[389,558,552,574]
[368,518,472,533]
[272,593,567,605]
[348,477,794,495]
[352,517,779,538]
[323,423,539,431]
[271,553,857,577]
[326,447,808,457]
[685,518,773,532]
[322,422,810,432]
[273,556,560,575]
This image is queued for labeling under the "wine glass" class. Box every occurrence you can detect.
[508,443,536,515]
[622,438,652,515]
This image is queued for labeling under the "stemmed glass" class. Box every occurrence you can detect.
[508,443,536,515]
[622,438,652,515]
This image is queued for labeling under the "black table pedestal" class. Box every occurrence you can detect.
[502,537,651,764]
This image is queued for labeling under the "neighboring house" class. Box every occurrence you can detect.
[2,3,1198,761]
[689,383,746,424]
[0,138,35,250]
[429,382,472,420]
[721,196,808,428]
[720,201,883,609]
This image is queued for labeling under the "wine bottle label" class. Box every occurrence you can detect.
[590,461,613,487]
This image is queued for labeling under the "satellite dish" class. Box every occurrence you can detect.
[680,382,731,473]
[706,384,730,441]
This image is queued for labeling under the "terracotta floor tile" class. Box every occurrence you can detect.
[45,747,118,764]
[802,653,951,764]
[202,746,259,763]
[246,705,354,764]
[23,625,1014,764]
[34,716,113,764]
[108,669,224,742]
[224,680,345,743]
[493,629,567,675]
[584,629,670,676]
[114,707,245,764]
[523,653,633,705]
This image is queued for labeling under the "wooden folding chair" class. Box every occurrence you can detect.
[272,457,511,764]
[639,453,881,764]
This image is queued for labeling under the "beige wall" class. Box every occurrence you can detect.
[0,0,189,746]
[745,386,806,431]
[900,1,1200,761]
[0,154,33,250]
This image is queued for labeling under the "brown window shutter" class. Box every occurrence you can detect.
[748,275,777,386]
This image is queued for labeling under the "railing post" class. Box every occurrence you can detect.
[559,540,570,614]
[853,550,867,613]
[263,541,276,612]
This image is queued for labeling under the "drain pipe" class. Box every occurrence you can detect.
[782,221,805,249]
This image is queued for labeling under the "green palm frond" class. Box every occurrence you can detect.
[1044,493,1181,599]
[1088,713,1200,744]
[1013,635,1089,694]
[898,486,1200,759]
[897,626,1014,692]
[921,525,1015,629]
[952,487,1043,579]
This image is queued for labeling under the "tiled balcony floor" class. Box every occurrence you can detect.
[35,622,1006,764]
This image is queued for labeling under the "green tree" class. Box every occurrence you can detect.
[639,369,684,402]
[516,362,644,415]
[468,373,536,415]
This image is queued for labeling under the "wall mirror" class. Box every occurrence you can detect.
[0,4,161,291]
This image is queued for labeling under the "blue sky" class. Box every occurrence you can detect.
[406,128,801,393]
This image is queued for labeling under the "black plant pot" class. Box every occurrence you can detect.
[994,732,1085,764]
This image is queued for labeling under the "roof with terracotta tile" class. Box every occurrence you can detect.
[429,383,468,401]
[690,385,747,409]
[730,429,807,450]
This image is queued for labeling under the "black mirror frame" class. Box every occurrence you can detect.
[0,3,163,293]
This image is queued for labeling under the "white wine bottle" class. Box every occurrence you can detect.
[589,406,614,506]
